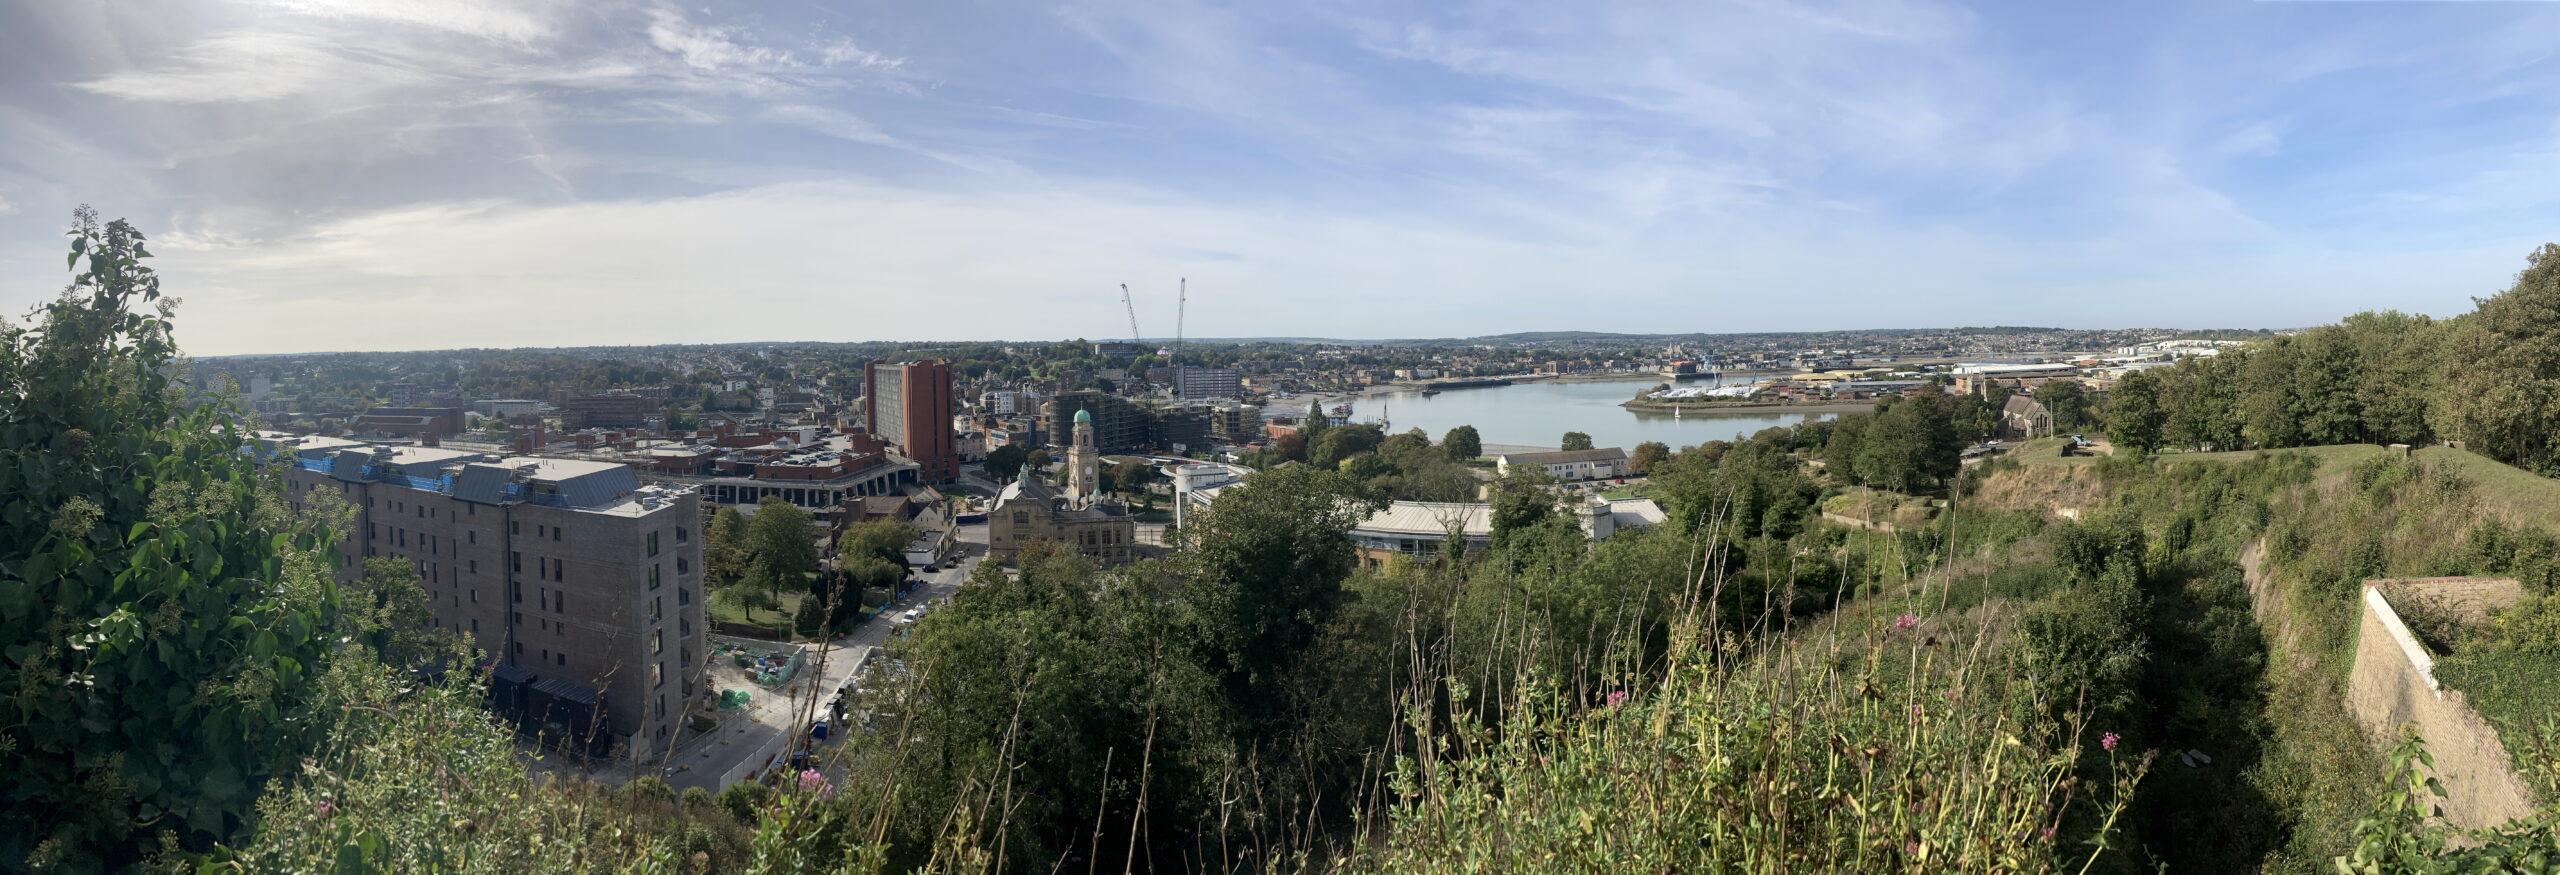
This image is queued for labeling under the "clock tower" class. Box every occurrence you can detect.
[1066,408,1100,506]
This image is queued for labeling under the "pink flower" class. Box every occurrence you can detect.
[798,768,826,792]
[1893,613,1918,631]
[1605,690,1629,709]
[2040,826,2056,841]
[1904,840,1921,856]
[2100,732,2121,752]
[315,800,335,818]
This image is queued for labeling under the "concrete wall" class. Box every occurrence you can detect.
[2345,579,2538,829]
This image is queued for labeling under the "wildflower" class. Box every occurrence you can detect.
[1893,613,1918,631]
[2040,827,2056,841]
[1605,690,1629,709]
[798,769,826,792]
[2100,731,2121,751]
[1904,840,1921,856]
[315,800,335,818]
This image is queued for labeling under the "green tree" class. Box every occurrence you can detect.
[1301,398,1331,451]
[2437,244,2560,472]
[741,498,817,620]
[1488,467,1561,550]
[1442,424,1483,460]
[1180,464,1375,733]
[983,442,1030,483]
[1311,423,1385,469]
[1559,431,1594,451]
[1628,441,1670,476]
[2105,370,2167,454]
[347,557,445,669]
[704,506,748,590]
[0,210,347,867]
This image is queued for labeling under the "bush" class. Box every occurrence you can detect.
[681,786,715,813]
[715,782,775,825]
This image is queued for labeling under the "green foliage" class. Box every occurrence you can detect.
[0,210,347,868]
[2438,244,2560,474]
[2105,370,2167,453]
[741,498,818,620]
[1558,430,1593,451]
[1180,464,1377,732]
[982,442,1030,483]
[1440,424,1482,461]
[1354,622,2150,873]
[1627,440,1668,475]
[705,506,748,588]
[2333,730,2560,874]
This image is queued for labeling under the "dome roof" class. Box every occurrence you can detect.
[1074,409,1091,423]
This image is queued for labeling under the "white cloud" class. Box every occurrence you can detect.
[0,195,16,216]
[76,30,432,103]
[263,0,553,43]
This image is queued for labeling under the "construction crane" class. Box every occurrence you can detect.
[1172,277,1187,393]
[1119,284,1145,348]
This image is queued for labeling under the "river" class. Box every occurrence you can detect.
[1265,376,1835,453]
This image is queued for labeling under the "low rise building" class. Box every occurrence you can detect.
[1496,447,1630,481]
[988,411,1136,565]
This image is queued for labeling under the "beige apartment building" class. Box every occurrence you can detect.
[257,432,704,762]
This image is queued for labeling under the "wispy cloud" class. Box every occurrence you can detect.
[6,0,2560,353]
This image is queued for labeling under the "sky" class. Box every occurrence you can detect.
[0,0,2556,356]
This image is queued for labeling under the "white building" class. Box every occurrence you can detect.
[1495,447,1630,481]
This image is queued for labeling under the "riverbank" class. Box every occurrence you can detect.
[1620,399,1877,414]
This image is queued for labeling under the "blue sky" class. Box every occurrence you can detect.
[0,0,2555,355]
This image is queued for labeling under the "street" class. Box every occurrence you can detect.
[657,518,989,792]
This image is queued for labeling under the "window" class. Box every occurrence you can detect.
[647,531,659,557]
[469,618,478,633]
[513,641,523,654]
[552,527,561,542]
[468,530,477,544]
[556,592,566,614]
[555,653,565,667]
[366,523,376,541]
[648,565,660,590]
[536,524,544,538]
[651,663,663,688]
[652,629,662,655]
[469,559,478,574]
[470,588,477,603]
[679,587,691,606]
[676,526,689,544]
[416,506,424,519]
[510,551,521,573]
[510,520,520,535]
[677,556,690,575]
[651,597,662,622]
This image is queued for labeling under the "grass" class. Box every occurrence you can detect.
[2010,436,2099,467]
[708,590,807,640]
[2416,445,2560,533]
[2154,443,2388,467]
[2434,647,2560,801]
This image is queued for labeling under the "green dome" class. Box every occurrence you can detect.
[1074,409,1091,423]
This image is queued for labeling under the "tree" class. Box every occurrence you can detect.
[2034,381,2089,433]
[705,506,748,590]
[1559,431,1594,451]
[1311,423,1385,469]
[1180,464,1376,733]
[1301,398,1331,451]
[836,519,914,570]
[2437,244,2560,472]
[1,210,347,867]
[348,557,446,668]
[1628,441,1670,476]
[984,442,1030,483]
[742,498,818,621]
[2105,370,2167,454]
[1488,467,1560,549]
[1442,425,1483,460]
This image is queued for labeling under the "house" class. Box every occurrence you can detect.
[1496,447,1630,481]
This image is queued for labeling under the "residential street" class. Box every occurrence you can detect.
[657,519,988,792]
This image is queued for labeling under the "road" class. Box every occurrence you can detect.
[658,519,988,792]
